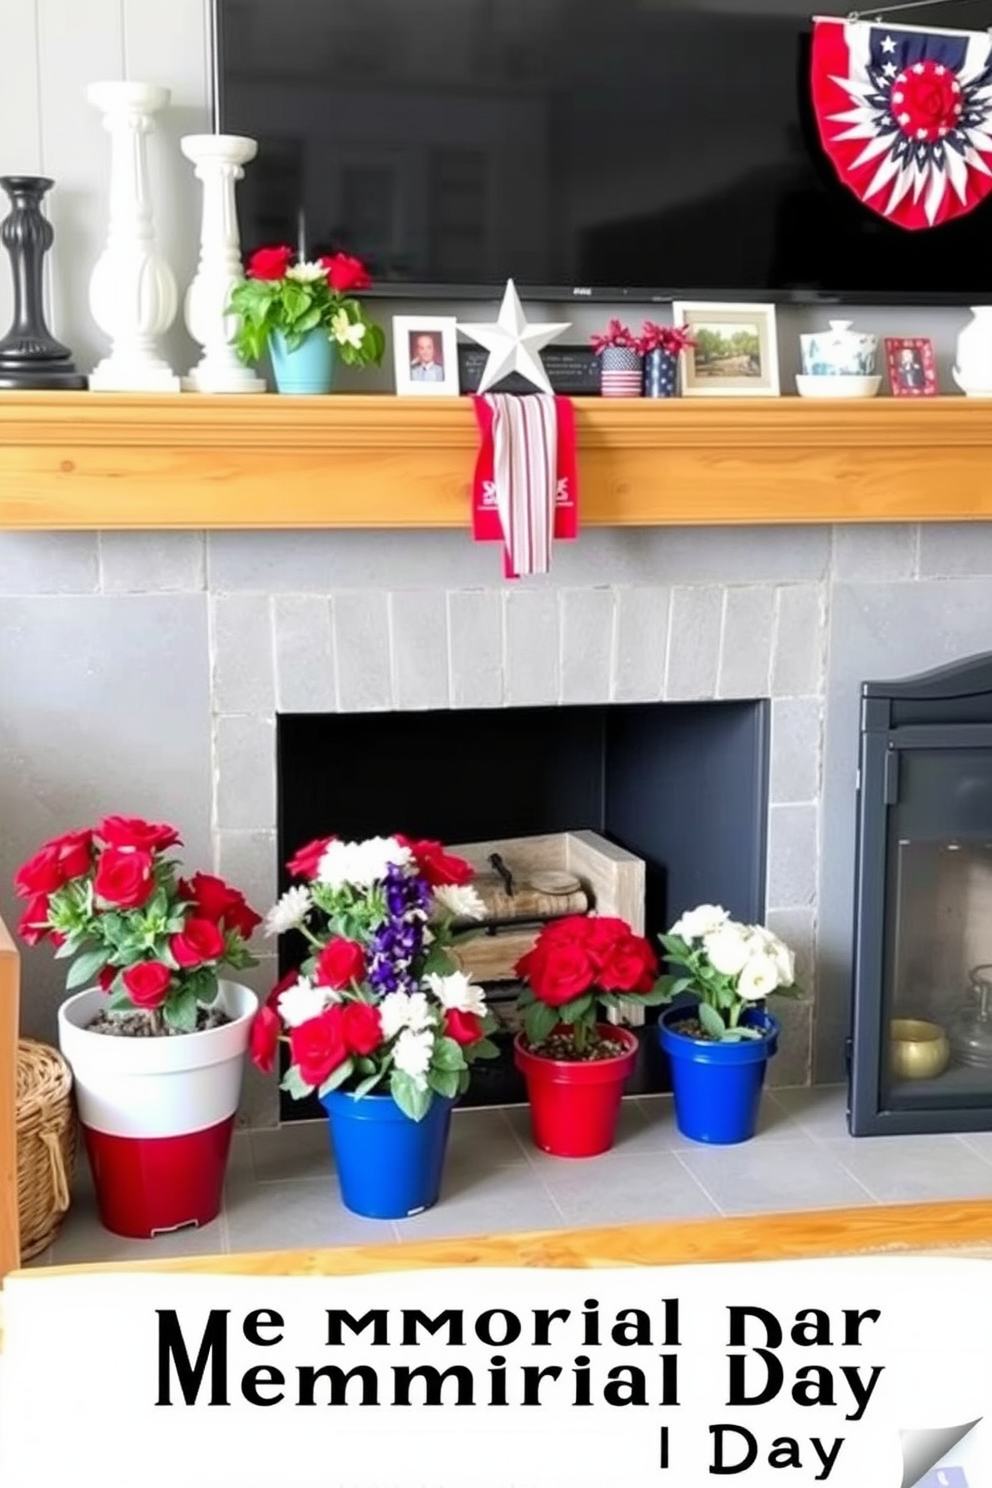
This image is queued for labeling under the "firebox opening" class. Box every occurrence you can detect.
[276,700,769,1118]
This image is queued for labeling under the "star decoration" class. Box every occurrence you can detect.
[458,279,570,395]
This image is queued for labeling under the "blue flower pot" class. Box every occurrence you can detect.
[321,1090,454,1219]
[644,348,679,398]
[658,1003,779,1145]
[268,328,336,394]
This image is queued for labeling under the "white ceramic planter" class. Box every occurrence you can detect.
[58,980,257,1237]
[954,307,992,396]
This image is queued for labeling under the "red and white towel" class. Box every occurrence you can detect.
[471,394,578,578]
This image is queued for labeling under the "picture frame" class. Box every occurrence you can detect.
[392,316,460,397]
[884,336,938,398]
[672,301,780,397]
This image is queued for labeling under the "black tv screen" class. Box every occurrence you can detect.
[213,0,992,304]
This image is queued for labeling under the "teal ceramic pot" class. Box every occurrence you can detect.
[268,328,336,394]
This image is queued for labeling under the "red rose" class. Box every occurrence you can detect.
[250,1005,281,1074]
[93,847,155,909]
[16,894,52,946]
[247,245,293,281]
[97,816,181,854]
[170,916,226,969]
[320,252,371,293]
[314,938,366,990]
[13,845,64,899]
[50,829,93,882]
[289,1007,348,1088]
[516,941,595,1008]
[597,933,658,993]
[225,896,262,940]
[266,968,298,1012]
[399,837,474,888]
[183,872,261,940]
[445,1008,483,1046]
[122,960,172,1009]
[340,1001,382,1057]
[539,916,595,949]
[286,835,336,880]
[98,965,117,992]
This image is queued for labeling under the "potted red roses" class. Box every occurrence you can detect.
[13,817,261,1238]
[513,914,665,1157]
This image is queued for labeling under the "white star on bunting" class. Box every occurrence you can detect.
[458,279,570,395]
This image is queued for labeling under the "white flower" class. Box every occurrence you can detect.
[433,883,487,921]
[378,989,435,1041]
[747,927,796,988]
[263,885,313,938]
[425,970,487,1017]
[277,977,329,1028]
[317,836,412,890]
[330,309,366,348]
[738,952,781,1001]
[703,923,752,978]
[392,1027,434,1088]
[670,904,729,943]
[285,260,327,283]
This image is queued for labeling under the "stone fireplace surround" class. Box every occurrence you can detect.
[4,517,992,1132]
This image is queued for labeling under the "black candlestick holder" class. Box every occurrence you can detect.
[0,175,87,390]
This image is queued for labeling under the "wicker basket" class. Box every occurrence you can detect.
[16,1038,76,1260]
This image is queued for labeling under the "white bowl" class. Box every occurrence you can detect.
[796,374,881,399]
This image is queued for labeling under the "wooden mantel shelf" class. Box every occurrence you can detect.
[2,391,992,530]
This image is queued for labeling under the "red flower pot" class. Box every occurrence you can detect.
[513,1025,639,1158]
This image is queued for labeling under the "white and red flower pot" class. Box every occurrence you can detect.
[57,981,257,1238]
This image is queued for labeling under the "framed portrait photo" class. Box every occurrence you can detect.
[672,301,780,397]
[392,316,460,397]
[885,336,938,397]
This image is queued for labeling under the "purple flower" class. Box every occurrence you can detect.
[368,863,431,996]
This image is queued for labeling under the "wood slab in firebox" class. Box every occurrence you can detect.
[448,831,646,1023]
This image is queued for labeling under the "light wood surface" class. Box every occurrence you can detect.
[0,916,19,1280]
[3,392,992,529]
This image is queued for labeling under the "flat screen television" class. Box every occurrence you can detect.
[213,0,992,304]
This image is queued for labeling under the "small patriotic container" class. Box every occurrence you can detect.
[599,345,643,397]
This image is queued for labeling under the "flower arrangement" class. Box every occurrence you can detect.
[228,247,386,367]
[656,904,799,1041]
[589,318,639,354]
[250,834,500,1121]
[514,914,665,1058]
[12,818,261,1033]
[637,321,696,357]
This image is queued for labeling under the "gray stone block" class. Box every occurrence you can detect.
[215,715,277,831]
[666,586,723,699]
[612,587,670,702]
[274,595,336,713]
[332,592,393,712]
[211,594,276,715]
[831,524,917,582]
[561,588,616,704]
[554,526,831,586]
[0,533,98,594]
[918,523,992,577]
[208,530,498,592]
[766,996,813,1088]
[216,829,278,929]
[718,586,774,698]
[772,585,825,697]
[770,697,821,804]
[448,590,504,708]
[100,532,205,592]
[766,803,818,910]
[765,907,817,1001]
[505,589,560,705]
[390,590,450,710]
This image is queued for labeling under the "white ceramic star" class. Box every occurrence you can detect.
[458,279,571,395]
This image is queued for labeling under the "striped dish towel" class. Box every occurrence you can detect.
[471,394,578,578]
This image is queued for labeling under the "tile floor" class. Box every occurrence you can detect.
[29,1084,992,1268]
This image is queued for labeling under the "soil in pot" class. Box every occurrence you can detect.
[524,1030,631,1062]
[87,1006,232,1037]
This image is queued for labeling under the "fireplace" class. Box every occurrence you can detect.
[849,652,992,1135]
[276,699,769,1117]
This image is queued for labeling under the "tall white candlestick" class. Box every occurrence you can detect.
[181,133,265,394]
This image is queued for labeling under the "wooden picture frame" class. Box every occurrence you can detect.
[885,337,938,398]
[672,301,780,397]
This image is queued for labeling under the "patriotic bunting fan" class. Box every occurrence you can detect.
[811,14,992,229]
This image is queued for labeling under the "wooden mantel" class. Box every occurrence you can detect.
[3,391,992,530]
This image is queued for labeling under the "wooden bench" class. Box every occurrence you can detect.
[0,913,19,1279]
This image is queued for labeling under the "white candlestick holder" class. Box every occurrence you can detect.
[181,133,265,393]
[87,81,179,393]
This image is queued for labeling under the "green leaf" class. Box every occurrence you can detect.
[555,994,594,1025]
[280,1065,315,1101]
[164,986,198,1033]
[523,1001,558,1047]
[427,1067,460,1100]
[352,1070,384,1099]
[515,986,535,1007]
[389,1070,432,1122]
[471,1038,500,1061]
[65,946,111,990]
[318,1057,355,1098]
[431,1036,466,1073]
[421,944,457,979]
[53,933,84,961]
[633,982,679,1007]
[456,1068,471,1095]
[697,1002,727,1039]
[107,986,132,1010]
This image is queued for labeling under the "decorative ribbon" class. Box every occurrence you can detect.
[470,394,579,578]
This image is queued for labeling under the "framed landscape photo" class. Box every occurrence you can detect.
[392,315,460,396]
[672,302,780,397]
[885,336,938,397]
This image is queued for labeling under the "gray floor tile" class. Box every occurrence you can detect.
[446,1107,530,1169]
[955,1130,992,1164]
[251,1119,332,1183]
[823,1135,992,1204]
[540,1151,719,1226]
[51,1190,229,1266]
[771,1084,850,1140]
[394,1163,563,1241]
[225,1177,399,1252]
[676,1137,874,1215]
[633,1091,804,1150]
